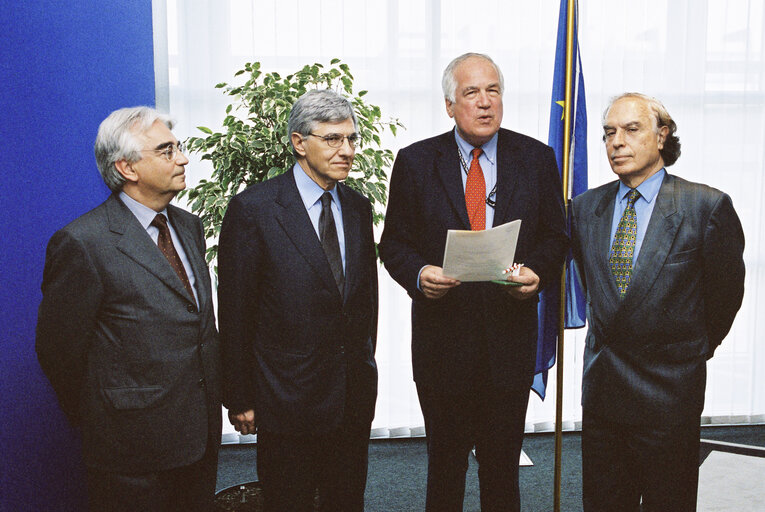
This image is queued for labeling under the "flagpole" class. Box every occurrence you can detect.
[554,1,576,511]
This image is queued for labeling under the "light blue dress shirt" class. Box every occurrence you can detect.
[293,163,346,271]
[609,168,666,262]
[455,129,498,229]
[119,191,199,305]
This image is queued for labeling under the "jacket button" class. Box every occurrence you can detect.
[198,378,206,387]
[187,304,196,313]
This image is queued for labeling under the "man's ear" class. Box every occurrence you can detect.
[114,160,138,183]
[291,132,307,157]
[445,99,455,119]
[657,125,669,150]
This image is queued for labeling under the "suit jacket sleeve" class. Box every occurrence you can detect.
[379,149,430,298]
[519,145,568,291]
[36,230,104,424]
[569,197,587,296]
[702,192,745,351]
[217,194,258,414]
[366,204,380,351]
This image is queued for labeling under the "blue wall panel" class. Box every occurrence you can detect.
[0,2,155,510]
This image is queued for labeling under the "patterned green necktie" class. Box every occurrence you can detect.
[609,189,641,297]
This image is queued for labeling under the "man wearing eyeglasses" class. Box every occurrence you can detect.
[217,89,378,512]
[36,106,221,512]
[379,53,568,511]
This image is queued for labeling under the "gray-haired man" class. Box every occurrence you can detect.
[379,53,567,511]
[572,93,745,511]
[218,89,379,512]
[36,107,221,512]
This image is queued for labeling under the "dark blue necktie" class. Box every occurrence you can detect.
[319,192,344,294]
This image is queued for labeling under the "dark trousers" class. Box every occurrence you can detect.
[416,380,531,512]
[257,419,372,512]
[86,444,218,512]
[582,411,701,512]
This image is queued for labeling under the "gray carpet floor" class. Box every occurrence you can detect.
[216,425,765,511]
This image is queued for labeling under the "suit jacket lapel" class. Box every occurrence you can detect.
[274,172,342,301]
[622,174,681,307]
[106,195,194,302]
[167,205,210,308]
[338,184,360,304]
[591,183,621,307]
[434,132,471,230]
[492,130,522,226]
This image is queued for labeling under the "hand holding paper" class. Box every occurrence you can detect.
[503,265,541,300]
[419,265,460,299]
[442,220,522,282]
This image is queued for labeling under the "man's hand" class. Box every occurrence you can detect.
[228,409,256,435]
[419,265,460,299]
[504,265,540,300]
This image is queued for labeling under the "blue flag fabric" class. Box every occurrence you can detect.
[532,0,588,400]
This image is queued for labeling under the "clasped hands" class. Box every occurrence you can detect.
[419,264,540,300]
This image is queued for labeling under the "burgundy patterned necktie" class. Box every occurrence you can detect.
[465,147,486,230]
[151,214,195,300]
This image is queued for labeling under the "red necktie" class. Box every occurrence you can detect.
[465,147,486,230]
[151,214,195,300]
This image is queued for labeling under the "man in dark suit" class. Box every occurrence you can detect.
[571,92,745,511]
[36,107,221,512]
[217,89,378,512]
[379,53,568,511]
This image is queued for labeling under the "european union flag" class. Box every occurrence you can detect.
[532,0,588,400]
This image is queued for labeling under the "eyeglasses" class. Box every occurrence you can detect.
[141,142,186,161]
[307,133,360,148]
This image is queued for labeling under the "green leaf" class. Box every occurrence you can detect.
[197,126,213,134]
[341,76,353,93]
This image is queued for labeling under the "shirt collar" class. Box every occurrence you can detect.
[293,163,340,209]
[617,168,666,204]
[454,128,498,166]
[119,191,168,229]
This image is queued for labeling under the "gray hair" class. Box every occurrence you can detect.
[94,106,174,192]
[602,92,681,167]
[442,53,505,103]
[287,89,358,158]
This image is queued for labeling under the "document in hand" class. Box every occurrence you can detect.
[441,220,521,282]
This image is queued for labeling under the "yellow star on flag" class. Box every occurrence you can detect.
[555,100,566,120]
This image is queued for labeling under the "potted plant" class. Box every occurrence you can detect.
[179,59,402,269]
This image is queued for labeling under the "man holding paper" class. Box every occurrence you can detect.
[379,52,567,511]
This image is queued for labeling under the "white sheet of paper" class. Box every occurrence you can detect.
[441,220,521,282]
